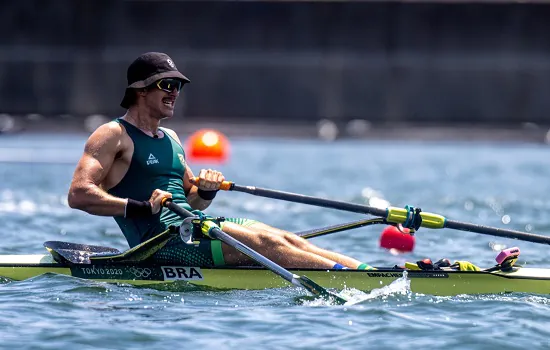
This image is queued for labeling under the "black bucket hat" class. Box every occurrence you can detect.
[120,52,190,108]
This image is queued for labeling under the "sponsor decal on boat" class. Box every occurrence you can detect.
[77,266,124,276]
[367,272,404,278]
[161,266,204,281]
[71,265,159,280]
[367,272,449,278]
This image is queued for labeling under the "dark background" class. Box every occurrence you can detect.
[1,0,550,136]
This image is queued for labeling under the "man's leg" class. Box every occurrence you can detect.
[247,222,363,269]
[220,222,340,269]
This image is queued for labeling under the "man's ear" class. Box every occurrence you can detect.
[137,88,148,97]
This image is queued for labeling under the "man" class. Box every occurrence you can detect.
[67,52,374,270]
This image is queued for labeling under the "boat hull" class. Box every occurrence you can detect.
[0,254,549,296]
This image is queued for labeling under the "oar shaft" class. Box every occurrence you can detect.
[212,224,303,284]
[221,180,550,246]
[229,183,388,217]
[162,199,347,303]
[445,219,550,245]
[164,201,298,282]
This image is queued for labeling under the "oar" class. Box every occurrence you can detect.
[161,199,348,304]
[213,179,550,245]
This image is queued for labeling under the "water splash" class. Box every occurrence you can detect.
[342,271,412,306]
[300,271,412,307]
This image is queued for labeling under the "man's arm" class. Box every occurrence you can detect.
[183,166,216,211]
[67,122,127,216]
[163,128,215,211]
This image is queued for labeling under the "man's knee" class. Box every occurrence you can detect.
[281,232,311,250]
[257,231,290,250]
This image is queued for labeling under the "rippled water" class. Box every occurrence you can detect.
[1,134,550,349]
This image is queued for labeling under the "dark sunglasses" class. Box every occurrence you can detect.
[155,79,183,93]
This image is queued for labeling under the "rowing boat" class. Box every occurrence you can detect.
[0,225,546,296]
[1,251,549,296]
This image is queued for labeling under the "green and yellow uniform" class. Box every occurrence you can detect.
[108,118,256,266]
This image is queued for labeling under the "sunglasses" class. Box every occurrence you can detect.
[155,79,183,93]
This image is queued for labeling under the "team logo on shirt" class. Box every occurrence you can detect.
[147,153,159,165]
[178,153,186,167]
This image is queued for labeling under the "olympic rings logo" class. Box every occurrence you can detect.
[129,267,152,278]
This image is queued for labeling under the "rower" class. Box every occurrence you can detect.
[67,51,377,272]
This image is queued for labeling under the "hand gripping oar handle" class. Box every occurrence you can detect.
[160,198,348,304]
[213,180,550,246]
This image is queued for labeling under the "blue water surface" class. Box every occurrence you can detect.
[0,133,549,349]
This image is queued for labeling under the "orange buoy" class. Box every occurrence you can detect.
[379,225,415,253]
[185,129,230,163]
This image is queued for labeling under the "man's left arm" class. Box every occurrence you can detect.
[184,166,216,211]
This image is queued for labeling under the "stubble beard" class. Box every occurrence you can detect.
[150,99,176,121]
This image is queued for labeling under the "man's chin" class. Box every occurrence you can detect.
[159,109,174,120]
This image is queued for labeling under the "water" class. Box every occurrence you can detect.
[1,134,550,349]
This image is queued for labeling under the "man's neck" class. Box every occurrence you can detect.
[123,109,160,137]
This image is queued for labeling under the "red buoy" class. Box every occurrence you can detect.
[379,225,415,253]
[186,129,230,164]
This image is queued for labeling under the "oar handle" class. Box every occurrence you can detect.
[161,197,172,209]
[191,177,234,191]
[220,181,233,191]
[161,198,194,218]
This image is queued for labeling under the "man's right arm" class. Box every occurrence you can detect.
[67,122,127,216]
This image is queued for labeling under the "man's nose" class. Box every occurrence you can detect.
[169,88,179,97]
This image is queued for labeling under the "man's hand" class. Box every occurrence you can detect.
[148,189,173,214]
[189,169,225,191]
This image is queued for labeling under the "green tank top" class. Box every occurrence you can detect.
[108,118,195,247]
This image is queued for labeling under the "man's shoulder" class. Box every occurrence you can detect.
[160,126,177,135]
[84,121,128,150]
[90,121,125,138]
[161,127,182,144]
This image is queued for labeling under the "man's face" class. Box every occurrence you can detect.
[141,79,182,120]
